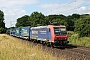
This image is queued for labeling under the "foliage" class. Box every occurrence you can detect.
[0,10,5,28]
[0,27,6,33]
[15,11,90,37]
[16,15,30,27]
[66,14,80,31]
[52,18,68,26]
[0,10,5,33]
[74,15,90,37]
[68,31,90,47]
[29,11,46,27]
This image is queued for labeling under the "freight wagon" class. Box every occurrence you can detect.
[6,29,10,35]
[10,27,16,36]
[20,26,30,39]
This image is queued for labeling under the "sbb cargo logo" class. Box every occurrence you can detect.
[39,31,47,34]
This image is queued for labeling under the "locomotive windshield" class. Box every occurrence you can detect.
[54,27,67,36]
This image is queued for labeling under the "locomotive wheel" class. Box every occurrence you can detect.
[42,41,46,46]
[52,43,56,48]
[46,42,50,46]
[46,42,52,47]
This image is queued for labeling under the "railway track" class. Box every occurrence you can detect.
[40,44,90,60]
[13,36,90,60]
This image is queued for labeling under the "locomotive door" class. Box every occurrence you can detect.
[47,28,51,41]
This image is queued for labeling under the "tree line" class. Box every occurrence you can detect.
[0,10,6,33]
[0,10,90,37]
[16,11,90,37]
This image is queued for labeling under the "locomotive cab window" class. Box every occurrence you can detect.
[54,27,67,36]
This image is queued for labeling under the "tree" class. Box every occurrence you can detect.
[16,15,30,27]
[48,14,67,22]
[48,14,67,24]
[44,16,50,25]
[0,10,5,33]
[0,27,6,33]
[52,18,68,26]
[0,10,5,28]
[29,11,46,26]
[74,15,90,37]
[66,14,80,31]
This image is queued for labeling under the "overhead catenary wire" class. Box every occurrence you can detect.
[50,0,90,15]
[59,3,90,14]
[50,0,77,14]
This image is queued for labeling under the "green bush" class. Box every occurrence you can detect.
[74,16,90,37]
[0,27,6,33]
[68,31,90,47]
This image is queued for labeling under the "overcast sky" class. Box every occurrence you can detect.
[0,0,90,28]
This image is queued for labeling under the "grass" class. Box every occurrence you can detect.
[0,34,65,60]
[68,31,90,47]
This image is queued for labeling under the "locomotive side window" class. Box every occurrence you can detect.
[54,28,60,32]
